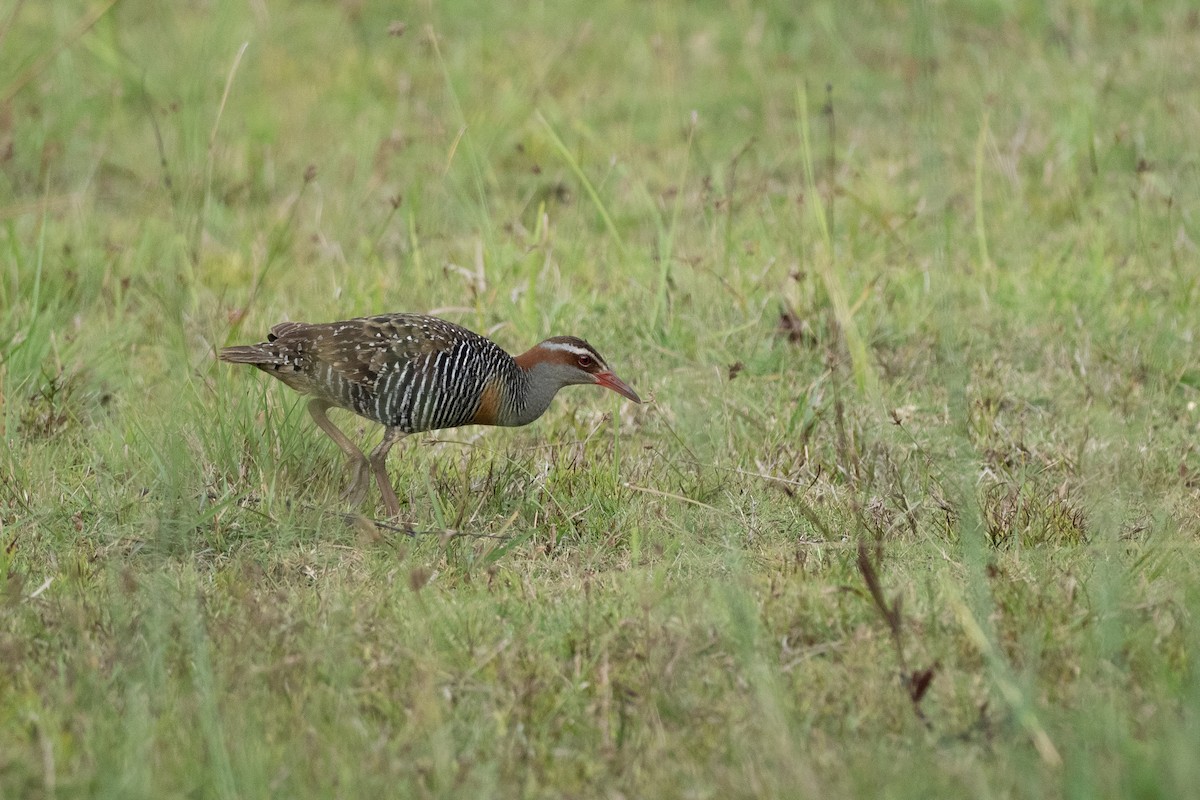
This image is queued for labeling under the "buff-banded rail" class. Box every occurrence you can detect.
[219,313,641,516]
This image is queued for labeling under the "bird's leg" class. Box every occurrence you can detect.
[368,426,406,518]
[307,399,370,507]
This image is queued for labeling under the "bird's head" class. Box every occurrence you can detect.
[516,336,642,404]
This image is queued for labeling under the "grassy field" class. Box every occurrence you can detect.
[4,0,1200,797]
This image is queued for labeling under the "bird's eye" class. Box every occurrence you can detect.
[578,354,594,368]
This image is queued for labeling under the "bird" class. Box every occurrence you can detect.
[218,313,641,517]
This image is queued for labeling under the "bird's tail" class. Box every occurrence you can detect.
[218,344,287,366]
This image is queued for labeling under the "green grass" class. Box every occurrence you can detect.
[3,0,1200,797]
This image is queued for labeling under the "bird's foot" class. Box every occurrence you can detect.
[340,457,370,507]
[370,459,402,518]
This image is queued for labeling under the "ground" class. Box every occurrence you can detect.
[2,1,1200,797]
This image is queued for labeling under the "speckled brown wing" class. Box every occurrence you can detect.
[277,314,483,389]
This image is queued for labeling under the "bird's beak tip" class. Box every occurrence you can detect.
[596,371,641,404]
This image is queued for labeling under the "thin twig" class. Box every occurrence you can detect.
[648,401,699,463]
[855,542,937,727]
[318,507,516,541]
[678,458,818,492]
[621,482,725,514]
[227,495,517,542]
[139,77,177,206]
